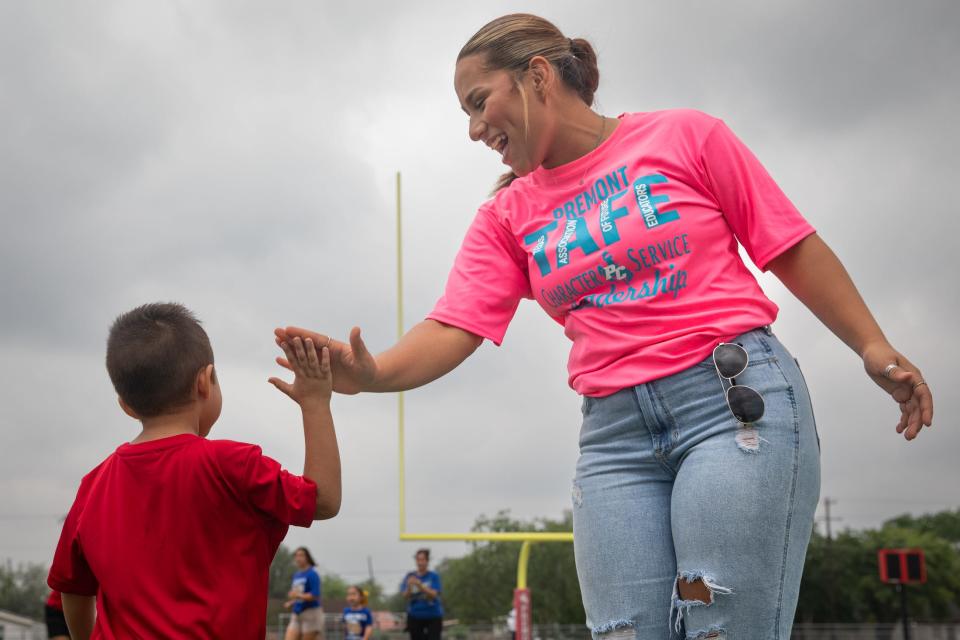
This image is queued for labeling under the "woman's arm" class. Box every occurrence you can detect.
[420,582,439,601]
[767,233,933,439]
[277,320,483,394]
[401,573,416,599]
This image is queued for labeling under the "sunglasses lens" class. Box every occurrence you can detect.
[714,343,748,378]
[727,385,765,423]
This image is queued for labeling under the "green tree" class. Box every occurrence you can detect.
[858,525,960,622]
[796,515,960,623]
[436,511,583,624]
[322,572,350,602]
[385,588,408,613]
[269,545,297,599]
[0,560,48,619]
[884,509,960,544]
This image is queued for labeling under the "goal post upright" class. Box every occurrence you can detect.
[393,172,572,612]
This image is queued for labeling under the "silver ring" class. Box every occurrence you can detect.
[913,380,927,390]
[883,363,900,379]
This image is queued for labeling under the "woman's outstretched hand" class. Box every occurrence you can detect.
[275,326,377,395]
[861,342,933,441]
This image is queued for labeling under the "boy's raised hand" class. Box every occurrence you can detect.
[275,326,377,395]
[268,337,332,406]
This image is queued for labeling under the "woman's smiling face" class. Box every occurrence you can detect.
[455,54,549,177]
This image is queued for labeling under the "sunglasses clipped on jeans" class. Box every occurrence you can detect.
[713,342,765,424]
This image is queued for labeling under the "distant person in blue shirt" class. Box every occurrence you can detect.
[401,548,443,640]
[343,585,374,640]
[285,547,323,640]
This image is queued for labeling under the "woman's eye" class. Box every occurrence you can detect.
[475,99,485,110]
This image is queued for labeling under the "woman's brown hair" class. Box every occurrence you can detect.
[458,14,600,191]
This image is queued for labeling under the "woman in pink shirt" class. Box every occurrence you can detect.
[279,14,933,640]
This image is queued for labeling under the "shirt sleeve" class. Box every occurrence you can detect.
[308,570,321,598]
[47,482,98,596]
[699,120,815,270]
[427,203,533,346]
[215,441,318,527]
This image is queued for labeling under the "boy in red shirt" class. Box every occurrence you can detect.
[48,303,341,639]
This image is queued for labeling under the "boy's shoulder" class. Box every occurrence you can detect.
[201,438,278,488]
[204,437,264,460]
[71,453,117,505]
[107,435,266,472]
[71,436,259,497]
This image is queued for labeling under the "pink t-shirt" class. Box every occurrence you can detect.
[428,110,814,397]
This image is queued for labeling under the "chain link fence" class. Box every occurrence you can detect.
[790,623,960,640]
[271,616,960,640]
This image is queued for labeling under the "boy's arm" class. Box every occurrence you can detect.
[62,593,96,640]
[302,400,340,519]
[269,337,342,519]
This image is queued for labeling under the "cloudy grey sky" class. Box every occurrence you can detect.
[2,1,957,591]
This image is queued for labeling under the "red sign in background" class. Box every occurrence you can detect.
[878,548,927,584]
[513,588,532,640]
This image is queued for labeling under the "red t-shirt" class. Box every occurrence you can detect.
[48,434,318,639]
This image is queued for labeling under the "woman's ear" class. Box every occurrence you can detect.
[527,55,554,96]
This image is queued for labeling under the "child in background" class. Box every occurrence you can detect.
[285,546,323,640]
[48,303,342,639]
[343,585,374,640]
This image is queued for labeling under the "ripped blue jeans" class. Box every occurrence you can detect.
[572,327,820,639]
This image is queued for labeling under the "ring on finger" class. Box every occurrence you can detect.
[883,363,900,379]
[913,380,927,390]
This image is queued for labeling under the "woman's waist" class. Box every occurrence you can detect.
[567,313,781,397]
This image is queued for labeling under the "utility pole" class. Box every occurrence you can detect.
[367,556,375,584]
[822,497,839,542]
[898,583,912,640]
[816,497,843,544]
[818,497,842,623]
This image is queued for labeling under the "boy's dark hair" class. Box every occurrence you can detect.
[416,548,430,561]
[106,303,214,418]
